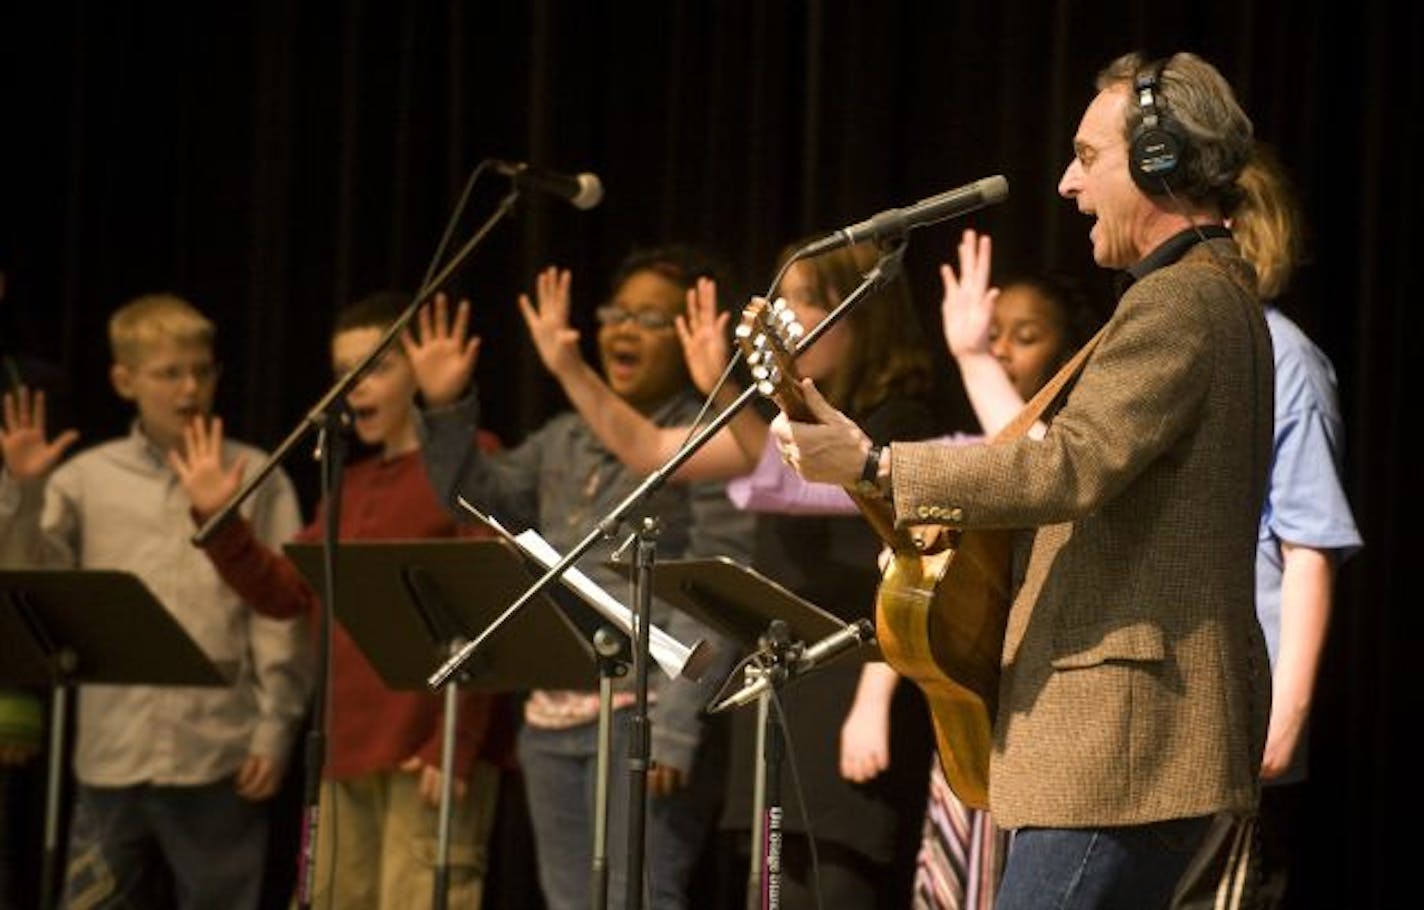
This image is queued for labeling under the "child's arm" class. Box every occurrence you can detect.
[237,456,310,800]
[170,417,315,619]
[840,661,900,783]
[1261,542,1333,779]
[168,414,311,797]
[405,294,543,527]
[517,268,758,480]
[1,387,82,567]
[941,230,1048,440]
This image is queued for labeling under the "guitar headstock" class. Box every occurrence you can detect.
[734,297,815,422]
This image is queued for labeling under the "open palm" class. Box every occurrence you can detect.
[941,229,999,359]
[675,278,731,395]
[402,292,481,408]
[168,416,248,519]
[1,387,79,482]
[517,266,583,379]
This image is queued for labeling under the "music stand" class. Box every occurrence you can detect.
[614,556,869,910]
[284,537,636,909]
[0,569,228,910]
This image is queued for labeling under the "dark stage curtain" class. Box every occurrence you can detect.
[3,2,1418,907]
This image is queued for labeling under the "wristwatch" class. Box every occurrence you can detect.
[854,444,886,498]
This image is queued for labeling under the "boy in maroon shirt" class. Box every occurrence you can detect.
[171,292,504,909]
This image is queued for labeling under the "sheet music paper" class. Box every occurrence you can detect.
[456,496,696,679]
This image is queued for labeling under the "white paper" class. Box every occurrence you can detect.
[511,529,695,680]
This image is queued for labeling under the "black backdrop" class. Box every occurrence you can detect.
[3,2,1419,906]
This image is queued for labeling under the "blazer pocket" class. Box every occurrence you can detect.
[1051,619,1165,670]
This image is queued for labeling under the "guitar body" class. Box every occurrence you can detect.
[875,527,1012,810]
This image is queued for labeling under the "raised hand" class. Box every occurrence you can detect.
[401,292,481,409]
[674,277,732,395]
[0,387,79,483]
[516,266,583,379]
[941,229,999,361]
[168,416,248,520]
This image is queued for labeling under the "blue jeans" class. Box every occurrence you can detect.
[61,781,267,910]
[995,816,1212,910]
[517,712,723,910]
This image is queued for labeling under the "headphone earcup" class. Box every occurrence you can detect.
[1129,122,1186,193]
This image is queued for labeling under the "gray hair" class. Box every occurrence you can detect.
[1098,52,1254,212]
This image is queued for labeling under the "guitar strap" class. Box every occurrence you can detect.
[990,326,1107,445]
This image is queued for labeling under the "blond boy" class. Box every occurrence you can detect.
[0,294,309,910]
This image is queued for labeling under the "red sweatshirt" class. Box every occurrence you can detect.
[200,435,508,779]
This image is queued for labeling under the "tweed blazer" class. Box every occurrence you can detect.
[891,239,1273,829]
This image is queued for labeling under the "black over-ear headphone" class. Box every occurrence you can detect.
[1129,58,1190,194]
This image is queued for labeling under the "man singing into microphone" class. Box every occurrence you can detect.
[771,51,1272,907]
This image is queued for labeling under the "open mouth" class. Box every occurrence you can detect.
[348,405,382,434]
[605,348,642,380]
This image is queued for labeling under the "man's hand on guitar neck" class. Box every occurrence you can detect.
[769,377,879,487]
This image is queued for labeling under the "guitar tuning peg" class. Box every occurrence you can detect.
[734,323,752,339]
[756,379,775,396]
[751,364,770,381]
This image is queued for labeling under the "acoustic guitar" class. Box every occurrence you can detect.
[736,297,1013,809]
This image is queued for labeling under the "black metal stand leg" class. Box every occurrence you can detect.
[743,621,792,910]
[746,686,769,910]
[623,519,659,910]
[39,680,68,910]
[590,627,625,910]
[432,638,465,910]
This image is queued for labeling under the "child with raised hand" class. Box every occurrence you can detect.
[169,291,506,910]
[407,246,753,910]
[0,293,308,910]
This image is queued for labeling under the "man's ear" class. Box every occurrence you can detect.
[110,362,136,401]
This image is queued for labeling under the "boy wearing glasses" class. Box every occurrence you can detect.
[0,293,308,909]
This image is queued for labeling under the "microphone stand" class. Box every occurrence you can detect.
[301,407,345,908]
[709,617,875,910]
[590,626,628,910]
[426,238,911,910]
[746,621,793,910]
[190,169,522,910]
[624,519,659,910]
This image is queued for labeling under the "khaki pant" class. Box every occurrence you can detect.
[309,763,498,910]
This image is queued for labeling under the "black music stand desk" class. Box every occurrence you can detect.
[283,538,607,693]
[284,537,629,910]
[0,569,228,910]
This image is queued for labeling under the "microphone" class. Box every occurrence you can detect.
[710,619,874,712]
[492,160,604,210]
[795,175,1009,258]
[791,618,875,675]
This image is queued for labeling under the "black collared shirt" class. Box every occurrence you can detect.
[1115,224,1232,298]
